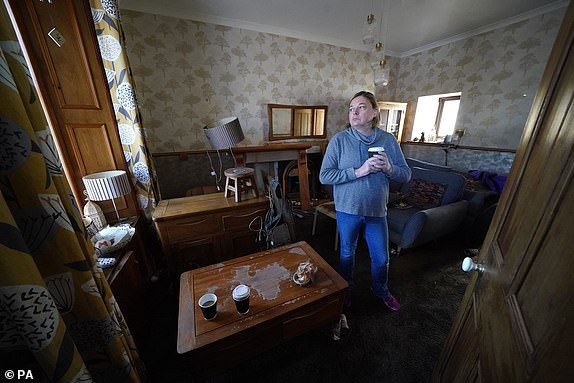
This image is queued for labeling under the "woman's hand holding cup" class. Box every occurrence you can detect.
[367,147,392,175]
[355,147,390,177]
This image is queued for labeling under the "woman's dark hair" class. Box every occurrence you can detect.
[350,90,380,127]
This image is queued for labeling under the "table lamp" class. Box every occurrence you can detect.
[82,170,131,223]
[203,116,253,176]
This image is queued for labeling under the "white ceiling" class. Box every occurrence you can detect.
[119,0,568,56]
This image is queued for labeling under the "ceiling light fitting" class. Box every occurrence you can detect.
[371,41,384,61]
[364,0,390,87]
[362,13,376,45]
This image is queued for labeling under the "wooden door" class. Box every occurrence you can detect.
[433,3,574,382]
[5,0,138,219]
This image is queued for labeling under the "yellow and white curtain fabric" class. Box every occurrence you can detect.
[0,4,144,382]
[90,0,158,218]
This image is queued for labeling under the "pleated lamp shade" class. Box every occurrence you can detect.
[83,170,131,201]
[203,117,245,150]
[82,170,131,223]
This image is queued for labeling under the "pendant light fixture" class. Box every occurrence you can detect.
[365,0,391,87]
[362,13,376,45]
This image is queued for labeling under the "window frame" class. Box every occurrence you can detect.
[434,95,461,139]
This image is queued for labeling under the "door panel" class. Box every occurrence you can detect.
[65,123,128,211]
[68,124,116,173]
[517,182,574,347]
[434,3,574,382]
[438,291,480,382]
[24,0,100,108]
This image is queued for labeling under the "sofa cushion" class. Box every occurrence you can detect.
[387,206,419,233]
[400,167,466,205]
[404,178,447,209]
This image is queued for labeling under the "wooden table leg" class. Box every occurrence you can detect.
[297,149,311,211]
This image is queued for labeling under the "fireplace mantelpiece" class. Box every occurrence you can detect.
[233,144,315,210]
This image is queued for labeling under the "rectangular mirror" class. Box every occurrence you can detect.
[314,108,325,136]
[271,107,292,137]
[294,109,312,136]
[268,104,327,141]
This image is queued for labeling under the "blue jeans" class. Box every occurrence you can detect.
[336,211,391,298]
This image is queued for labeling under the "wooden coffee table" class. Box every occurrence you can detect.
[177,241,348,369]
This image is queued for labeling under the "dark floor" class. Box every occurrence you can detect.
[137,208,471,383]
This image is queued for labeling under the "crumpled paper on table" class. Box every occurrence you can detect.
[294,261,318,285]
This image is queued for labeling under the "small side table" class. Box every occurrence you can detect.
[95,217,148,345]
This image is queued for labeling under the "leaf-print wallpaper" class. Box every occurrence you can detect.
[120,10,377,153]
[392,8,564,149]
[121,7,563,154]
[120,6,565,195]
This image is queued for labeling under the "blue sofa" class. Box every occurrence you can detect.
[387,166,468,253]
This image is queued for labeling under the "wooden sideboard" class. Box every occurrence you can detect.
[152,193,269,276]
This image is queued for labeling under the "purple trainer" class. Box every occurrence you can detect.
[383,294,401,312]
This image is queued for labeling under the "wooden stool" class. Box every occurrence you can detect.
[224,167,259,203]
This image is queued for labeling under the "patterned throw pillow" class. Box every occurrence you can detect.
[404,179,448,209]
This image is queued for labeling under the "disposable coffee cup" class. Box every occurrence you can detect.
[232,284,250,314]
[368,147,385,158]
[198,293,217,320]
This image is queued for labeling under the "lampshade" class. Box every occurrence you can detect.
[83,170,131,223]
[82,170,131,201]
[203,117,245,150]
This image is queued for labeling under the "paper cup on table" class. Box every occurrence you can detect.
[232,284,250,314]
[198,293,218,320]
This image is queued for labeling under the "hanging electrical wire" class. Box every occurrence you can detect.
[249,178,295,249]
[206,150,223,191]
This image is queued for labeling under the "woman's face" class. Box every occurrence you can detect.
[349,96,377,129]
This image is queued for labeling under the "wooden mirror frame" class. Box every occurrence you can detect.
[268,104,327,141]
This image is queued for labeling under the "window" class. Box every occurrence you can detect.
[411,92,461,143]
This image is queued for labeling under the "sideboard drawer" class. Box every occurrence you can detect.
[281,295,342,339]
[222,208,267,232]
[167,215,220,242]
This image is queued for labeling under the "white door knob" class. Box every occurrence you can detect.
[462,257,485,273]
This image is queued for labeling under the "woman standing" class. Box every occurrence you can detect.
[320,91,411,311]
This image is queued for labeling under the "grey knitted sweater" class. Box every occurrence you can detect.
[319,127,411,217]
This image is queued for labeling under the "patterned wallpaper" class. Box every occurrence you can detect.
[393,8,564,149]
[121,10,377,153]
[119,7,565,195]
[121,7,564,154]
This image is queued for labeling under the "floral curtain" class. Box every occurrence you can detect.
[0,4,145,382]
[90,0,158,218]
